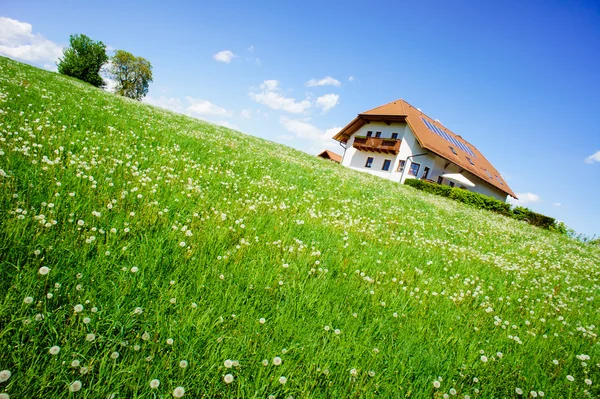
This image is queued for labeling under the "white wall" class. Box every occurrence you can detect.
[340,121,509,202]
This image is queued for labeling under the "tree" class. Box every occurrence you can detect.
[108,50,153,100]
[57,34,108,87]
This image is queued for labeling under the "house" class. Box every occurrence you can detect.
[317,149,342,163]
[333,99,516,201]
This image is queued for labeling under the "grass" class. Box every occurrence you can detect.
[0,55,598,398]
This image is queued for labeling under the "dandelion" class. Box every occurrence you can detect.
[191,302,197,308]
[279,376,287,384]
[110,351,119,359]
[49,345,60,355]
[0,370,11,382]
[166,338,174,345]
[69,380,82,392]
[79,367,89,375]
[433,380,441,388]
[74,304,83,313]
[515,388,523,395]
[567,375,574,382]
[141,332,150,341]
[179,242,186,247]
[23,296,34,304]
[585,378,592,385]
[149,379,160,389]
[86,333,96,342]
[224,373,234,384]
[262,359,269,366]
[259,318,266,324]
[324,325,330,331]
[531,391,538,398]
[496,352,503,359]
[170,297,176,304]
[273,356,282,366]
[71,360,80,368]
[449,388,457,396]
[224,359,233,368]
[131,266,138,273]
[38,266,50,275]
[179,360,188,368]
[0,393,9,399]
[334,329,341,335]
[368,371,375,377]
[91,307,98,313]
[134,307,143,314]
[480,355,488,363]
[552,359,559,365]
[350,368,358,376]
[173,386,185,397]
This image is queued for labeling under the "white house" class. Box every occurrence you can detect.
[333,99,516,201]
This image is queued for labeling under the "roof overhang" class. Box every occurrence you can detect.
[333,114,407,143]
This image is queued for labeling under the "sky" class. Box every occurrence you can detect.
[1,0,599,237]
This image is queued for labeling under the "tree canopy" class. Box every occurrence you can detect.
[57,34,108,87]
[108,50,153,101]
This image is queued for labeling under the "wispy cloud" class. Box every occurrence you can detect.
[144,95,232,120]
[213,50,236,64]
[0,17,63,66]
[508,192,541,206]
[249,80,311,114]
[584,150,600,164]
[305,76,341,87]
[279,116,340,151]
[316,93,340,113]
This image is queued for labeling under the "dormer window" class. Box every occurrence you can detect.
[449,146,457,155]
[466,157,475,165]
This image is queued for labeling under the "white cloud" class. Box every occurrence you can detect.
[213,50,236,63]
[316,93,340,113]
[553,202,562,207]
[280,116,340,145]
[584,150,600,164]
[250,80,311,114]
[0,17,63,66]
[248,45,254,53]
[348,76,355,82]
[508,192,541,206]
[305,76,341,87]
[186,97,232,117]
[240,109,252,119]
[143,95,232,119]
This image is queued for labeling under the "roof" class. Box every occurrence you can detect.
[333,99,517,198]
[317,149,342,163]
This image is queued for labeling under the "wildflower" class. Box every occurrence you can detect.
[334,329,341,335]
[79,367,89,375]
[0,394,9,399]
[224,359,233,368]
[368,371,375,377]
[134,307,143,314]
[224,374,234,384]
[450,388,457,396]
[91,307,98,313]
[552,359,559,365]
[166,338,174,345]
[86,333,96,342]
[433,380,441,388]
[259,318,266,324]
[179,242,186,247]
[170,298,176,304]
[531,391,538,398]
[173,386,185,397]
[49,345,60,355]
[496,352,503,359]
[350,368,358,376]
[273,356,282,366]
[515,388,523,395]
[179,360,188,368]
[71,360,80,368]
[38,266,50,275]
[74,304,84,313]
[131,266,138,273]
[585,379,592,385]
[24,296,33,304]
[0,370,11,382]
[567,375,574,382]
[480,355,488,363]
[142,332,150,341]
[324,325,330,331]
[69,380,82,392]
[279,376,287,384]
[262,359,268,366]
[149,379,160,389]
[110,351,119,359]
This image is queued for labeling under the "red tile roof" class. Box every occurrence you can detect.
[333,99,516,198]
[317,149,342,163]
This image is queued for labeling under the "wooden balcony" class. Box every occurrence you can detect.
[352,136,401,155]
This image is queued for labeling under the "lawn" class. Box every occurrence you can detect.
[0,56,598,398]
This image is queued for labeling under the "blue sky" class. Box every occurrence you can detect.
[1,0,599,236]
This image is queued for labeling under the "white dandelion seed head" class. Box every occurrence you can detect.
[585,378,592,385]
[24,296,34,304]
[79,366,89,375]
[0,369,11,382]
[85,333,96,342]
[259,318,266,324]
[74,304,83,313]
[279,376,287,384]
[179,360,188,368]
[530,391,538,398]
[567,375,574,382]
[38,266,50,275]
[334,329,341,335]
[515,387,523,395]
[71,360,80,368]
[350,368,358,376]
[110,351,119,359]
[170,297,176,304]
[0,393,9,399]
[142,332,150,341]
[149,379,160,389]
[273,356,282,366]
[480,355,488,363]
[224,359,233,368]
[49,345,60,355]
[91,307,98,313]
[166,338,174,345]
[368,371,375,377]
[433,380,441,388]
[450,388,457,395]
[69,380,82,392]
[262,359,268,366]
[224,373,234,384]
[173,386,185,397]
[324,325,330,331]
[134,307,143,314]
[131,267,138,273]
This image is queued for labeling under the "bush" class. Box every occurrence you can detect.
[404,179,559,230]
[57,34,108,88]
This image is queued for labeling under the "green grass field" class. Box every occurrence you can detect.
[0,56,598,398]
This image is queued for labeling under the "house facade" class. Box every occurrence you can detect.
[333,99,516,201]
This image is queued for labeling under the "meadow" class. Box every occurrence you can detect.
[0,56,598,398]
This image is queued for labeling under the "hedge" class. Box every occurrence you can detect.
[404,178,557,230]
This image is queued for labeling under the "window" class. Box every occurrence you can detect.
[375,131,382,138]
[484,169,493,179]
[382,159,391,171]
[422,167,430,179]
[396,160,406,172]
[449,146,457,155]
[391,132,399,139]
[366,131,373,137]
[449,181,455,187]
[437,176,443,184]
[466,157,475,165]
[408,162,420,176]
[365,157,374,168]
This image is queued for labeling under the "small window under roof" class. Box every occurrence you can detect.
[449,146,457,155]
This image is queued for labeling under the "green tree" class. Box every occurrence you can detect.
[57,34,108,87]
[108,50,153,100]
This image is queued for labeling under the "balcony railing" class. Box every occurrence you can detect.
[352,136,401,155]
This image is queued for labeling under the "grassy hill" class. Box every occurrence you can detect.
[0,56,598,398]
